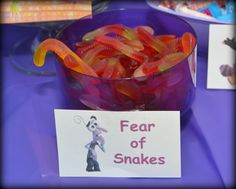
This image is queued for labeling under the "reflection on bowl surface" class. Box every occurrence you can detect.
[56,9,197,113]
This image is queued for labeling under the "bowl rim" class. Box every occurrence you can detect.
[55,8,197,81]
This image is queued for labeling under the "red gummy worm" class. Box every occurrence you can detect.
[82,45,120,65]
[76,41,99,57]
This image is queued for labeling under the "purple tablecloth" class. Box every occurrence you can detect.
[1,1,235,188]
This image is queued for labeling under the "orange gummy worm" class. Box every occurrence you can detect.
[181,32,196,55]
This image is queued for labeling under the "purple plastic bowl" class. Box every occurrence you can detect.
[56,9,197,114]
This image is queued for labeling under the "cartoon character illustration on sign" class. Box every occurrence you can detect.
[74,115,108,172]
[85,116,107,152]
[219,37,236,86]
[85,115,107,171]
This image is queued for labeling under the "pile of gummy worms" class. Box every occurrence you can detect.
[34,24,196,78]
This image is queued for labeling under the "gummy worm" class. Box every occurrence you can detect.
[133,52,186,77]
[143,52,186,75]
[181,32,196,55]
[75,40,100,57]
[134,25,154,35]
[136,26,169,55]
[95,35,147,63]
[82,24,137,41]
[33,38,98,77]
[82,45,121,65]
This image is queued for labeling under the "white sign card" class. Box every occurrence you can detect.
[207,24,236,89]
[54,109,181,178]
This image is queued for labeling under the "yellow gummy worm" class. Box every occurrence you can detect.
[33,38,98,77]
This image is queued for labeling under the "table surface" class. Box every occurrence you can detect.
[1,0,235,188]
